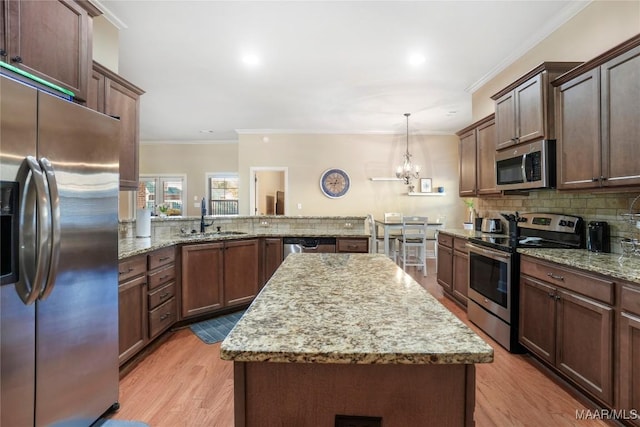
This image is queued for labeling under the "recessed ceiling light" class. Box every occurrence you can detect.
[408,53,426,66]
[242,54,260,67]
[199,130,215,134]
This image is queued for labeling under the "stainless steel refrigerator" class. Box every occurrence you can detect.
[1,74,120,426]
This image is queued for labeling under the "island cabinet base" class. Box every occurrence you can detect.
[233,362,476,427]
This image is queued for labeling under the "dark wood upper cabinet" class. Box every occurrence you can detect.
[457,114,498,197]
[88,61,145,190]
[554,35,640,190]
[3,0,99,101]
[457,129,477,197]
[492,62,581,151]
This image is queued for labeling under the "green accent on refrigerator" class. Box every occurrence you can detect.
[0,62,75,98]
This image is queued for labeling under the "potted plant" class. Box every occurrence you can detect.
[157,203,169,217]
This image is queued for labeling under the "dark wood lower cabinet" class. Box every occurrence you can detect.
[452,239,468,306]
[260,237,283,288]
[436,237,453,294]
[181,242,225,318]
[619,284,640,426]
[519,276,556,364]
[224,239,259,307]
[118,274,148,365]
[181,239,260,317]
[519,256,614,407]
[556,289,613,405]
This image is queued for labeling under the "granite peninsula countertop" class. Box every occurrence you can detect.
[118,229,369,259]
[220,253,494,365]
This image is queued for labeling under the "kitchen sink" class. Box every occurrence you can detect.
[179,230,248,238]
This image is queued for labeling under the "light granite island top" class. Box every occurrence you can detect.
[221,253,493,364]
[221,253,493,427]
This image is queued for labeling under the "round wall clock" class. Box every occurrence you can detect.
[320,168,350,198]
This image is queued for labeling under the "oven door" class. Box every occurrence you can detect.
[467,242,512,324]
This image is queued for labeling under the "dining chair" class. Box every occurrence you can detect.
[397,216,429,276]
[366,214,385,255]
[383,212,403,260]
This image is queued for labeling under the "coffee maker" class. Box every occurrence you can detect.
[588,221,610,253]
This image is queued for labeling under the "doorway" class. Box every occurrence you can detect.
[249,167,288,216]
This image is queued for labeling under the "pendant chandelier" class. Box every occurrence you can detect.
[396,113,420,185]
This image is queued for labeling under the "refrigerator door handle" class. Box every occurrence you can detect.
[15,156,52,305]
[38,157,60,300]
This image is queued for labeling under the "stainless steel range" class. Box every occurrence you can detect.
[466,212,584,353]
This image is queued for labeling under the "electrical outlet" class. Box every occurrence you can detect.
[297,203,302,209]
[335,415,382,427]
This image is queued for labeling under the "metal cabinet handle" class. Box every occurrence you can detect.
[0,49,6,57]
[11,56,22,63]
[547,272,564,281]
[160,313,171,321]
[158,256,170,261]
[159,274,169,280]
[159,292,170,299]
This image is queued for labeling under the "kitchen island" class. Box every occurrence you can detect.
[220,253,493,427]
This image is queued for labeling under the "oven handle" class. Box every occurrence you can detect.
[466,242,512,262]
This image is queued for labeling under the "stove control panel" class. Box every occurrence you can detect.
[517,213,583,234]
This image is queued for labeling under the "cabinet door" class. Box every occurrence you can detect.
[436,244,453,293]
[495,91,516,150]
[225,239,259,307]
[556,289,613,406]
[458,129,477,197]
[452,250,468,305]
[105,78,141,190]
[519,276,556,364]
[86,68,104,112]
[476,118,499,195]
[118,275,148,365]
[619,311,640,426]
[181,243,224,318]
[601,44,640,188]
[515,73,545,144]
[555,69,601,189]
[6,0,90,100]
[261,238,283,288]
[0,1,6,62]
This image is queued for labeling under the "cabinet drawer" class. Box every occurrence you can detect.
[148,246,175,271]
[337,238,368,253]
[438,233,453,248]
[148,282,175,311]
[520,257,614,304]
[149,297,176,339]
[118,255,146,282]
[148,264,175,291]
[621,284,640,316]
[453,237,468,253]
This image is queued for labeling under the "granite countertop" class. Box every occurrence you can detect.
[518,248,640,286]
[220,253,494,365]
[119,230,369,259]
[438,228,509,239]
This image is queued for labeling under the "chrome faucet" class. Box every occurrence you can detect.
[200,197,213,233]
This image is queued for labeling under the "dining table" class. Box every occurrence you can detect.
[374,218,444,258]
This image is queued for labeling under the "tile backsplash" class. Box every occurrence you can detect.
[475,190,640,254]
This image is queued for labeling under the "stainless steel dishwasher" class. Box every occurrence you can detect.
[283,237,336,258]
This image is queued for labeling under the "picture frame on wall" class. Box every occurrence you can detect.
[420,178,432,193]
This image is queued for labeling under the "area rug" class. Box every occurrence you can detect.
[93,420,149,427]
[190,310,246,344]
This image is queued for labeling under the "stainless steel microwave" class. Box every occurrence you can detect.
[495,140,556,191]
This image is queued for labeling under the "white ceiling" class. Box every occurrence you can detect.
[98,1,588,142]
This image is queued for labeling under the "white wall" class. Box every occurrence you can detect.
[238,133,464,227]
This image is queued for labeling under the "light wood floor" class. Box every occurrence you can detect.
[110,262,611,426]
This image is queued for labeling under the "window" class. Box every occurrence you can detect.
[208,173,239,215]
[139,175,185,216]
